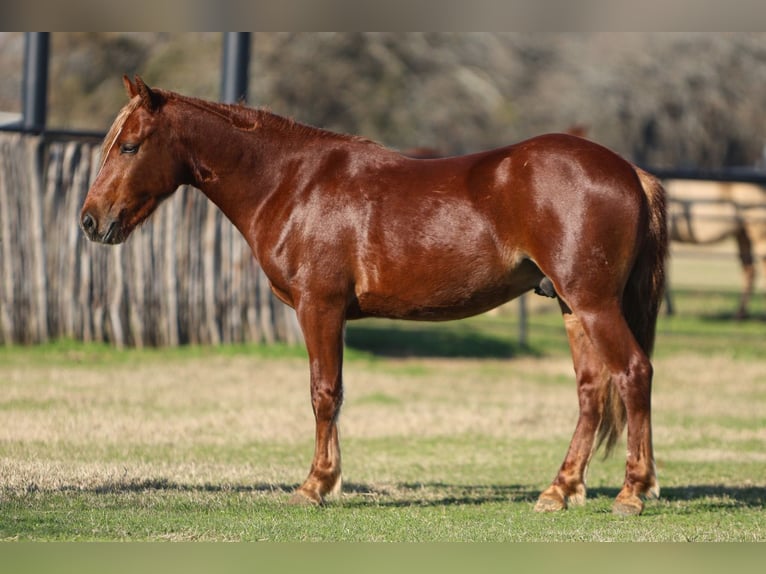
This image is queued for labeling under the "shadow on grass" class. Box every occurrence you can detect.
[49,478,538,507]
[52,478,295,496]
[339,481,539,507]
[343,483,766,509]
[583,485,766,511]
[657,485,766,508]
[344,321,535,359]
[700,311,766,323]
[38,479,765,510]
[667,288,766,323]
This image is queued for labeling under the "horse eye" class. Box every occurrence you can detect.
[120,143,139,154]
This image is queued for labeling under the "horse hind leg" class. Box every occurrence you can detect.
[577,301,659,515]
[735,228,754,319]
[535,308,611,512]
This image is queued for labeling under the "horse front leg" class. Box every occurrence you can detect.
[291,302,345,505]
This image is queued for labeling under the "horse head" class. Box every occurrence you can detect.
[80,75,184,244]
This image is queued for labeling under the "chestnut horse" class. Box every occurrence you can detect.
[81,77,667,515]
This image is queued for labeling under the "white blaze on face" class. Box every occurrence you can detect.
[98,97,142,176]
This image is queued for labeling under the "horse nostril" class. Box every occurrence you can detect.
[81,213,96,232]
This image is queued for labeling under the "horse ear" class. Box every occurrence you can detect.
[134,75,160,112]
[123,75,138,98]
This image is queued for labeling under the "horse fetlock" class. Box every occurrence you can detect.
[611,471,660,515]
[567,483,587,507]
[647,478,661,500]
[292,467,342,506]
[535,479,588,512]
[625,465,660,499]
[328,473,343,497]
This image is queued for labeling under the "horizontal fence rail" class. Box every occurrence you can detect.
[0,131,302,347]
[649,166,766,184]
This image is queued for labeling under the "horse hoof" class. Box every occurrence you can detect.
[289,489,323,506]
[612,496,644,516]
[534,494,567,512]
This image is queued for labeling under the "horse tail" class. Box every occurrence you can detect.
[627,167,668,357]
[597,167,668,455]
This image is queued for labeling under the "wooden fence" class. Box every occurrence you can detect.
[0,131,303,348]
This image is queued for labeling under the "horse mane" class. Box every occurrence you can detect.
[169,91,381,148]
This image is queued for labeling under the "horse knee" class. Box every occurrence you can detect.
[311,383,343,420]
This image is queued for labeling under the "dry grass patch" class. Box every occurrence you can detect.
[1,353,581,496]
[3,349,763,489]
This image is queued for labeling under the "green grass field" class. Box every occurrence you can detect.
[1,260,765,541]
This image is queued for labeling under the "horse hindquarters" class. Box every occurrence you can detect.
[536,168,667,515]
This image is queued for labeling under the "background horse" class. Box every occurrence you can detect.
[80,76,667,516]
[665,179,766,318]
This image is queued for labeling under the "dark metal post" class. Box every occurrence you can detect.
[220,32,251,103]
[22,32,50,132]
[518,294,528,348]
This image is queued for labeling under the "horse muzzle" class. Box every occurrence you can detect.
[80,211,125,245]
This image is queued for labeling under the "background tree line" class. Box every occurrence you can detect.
[2,32,766,169]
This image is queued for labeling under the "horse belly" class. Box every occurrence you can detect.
[353,252,539,321]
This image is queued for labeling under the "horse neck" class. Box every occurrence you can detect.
[168,97,316,237]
